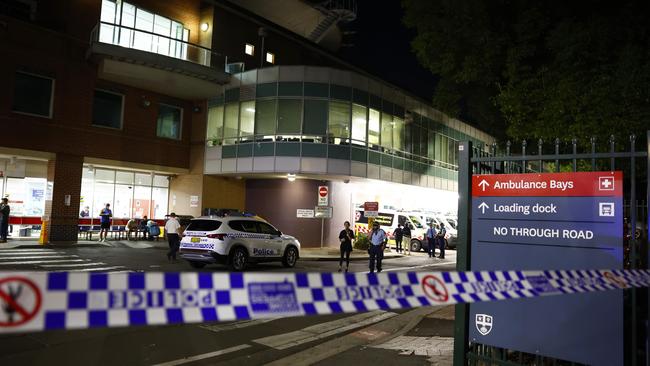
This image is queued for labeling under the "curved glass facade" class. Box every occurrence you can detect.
[205,66,494,189]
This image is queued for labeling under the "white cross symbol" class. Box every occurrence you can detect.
[599,177,615,190]
[601,179,612,188]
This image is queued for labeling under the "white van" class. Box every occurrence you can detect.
[354,209,429,252]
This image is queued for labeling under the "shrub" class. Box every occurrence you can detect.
[353,233,370,251]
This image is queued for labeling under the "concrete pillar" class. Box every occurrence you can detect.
[45,154,83,242]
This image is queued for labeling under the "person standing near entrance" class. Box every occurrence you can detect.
[368,222,387,273]
[0,198,10,243]
[338,221,355,272]
[402,223,412,256]
[393,223,404,253]
[98,203,112,242]
[426,221,437,258]
[437,222,447,259]
[165,213,182,261]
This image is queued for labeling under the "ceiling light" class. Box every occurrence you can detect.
[200,22,209,32]
[287,173,296,182]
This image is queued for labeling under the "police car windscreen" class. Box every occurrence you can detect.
[186,220,222,231]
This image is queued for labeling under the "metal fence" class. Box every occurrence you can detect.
[454,131,649,365]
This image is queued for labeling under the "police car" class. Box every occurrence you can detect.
[179,215,300,271]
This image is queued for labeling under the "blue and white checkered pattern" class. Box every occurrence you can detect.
[0,269,648,334]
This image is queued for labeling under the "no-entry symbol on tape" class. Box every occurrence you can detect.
[421,275,449,302]
[0,276,42,327]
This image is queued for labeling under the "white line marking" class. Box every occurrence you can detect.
[382,261,454,272]
[39,262,108,268]
[0,252,65,256]
[0,259,88,265]
[0,250,60,254]
[0,255,79,260]
[151,344,251,366]
[254,311,397,350]
[68,266,127,272]
[200,318,277,333]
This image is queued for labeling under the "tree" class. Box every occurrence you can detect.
[403,0,650,145]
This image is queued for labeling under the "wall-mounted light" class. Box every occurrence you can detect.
[141,96,151,108]
[200,22,210,32]
[287,173,296,182]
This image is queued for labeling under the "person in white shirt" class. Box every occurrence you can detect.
[164,212,182,261]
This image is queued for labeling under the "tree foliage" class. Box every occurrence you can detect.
[403,0,650,145]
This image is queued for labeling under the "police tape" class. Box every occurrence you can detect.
[0,269,648,333]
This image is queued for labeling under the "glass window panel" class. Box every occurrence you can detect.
[153,15,171,56]
[420,127,428,158]
[80,169,94,216]
[255,99,276,136]
[393,117,404,152]
[132,185,151,218]
[206,105,224,146]
[5,178,25,216]
[100,0,116,23]
[133,8,154,51]
[380,113,393,149]
[93,183,114,218]
[135,173,152,186]
[328,101,350,143]
[303,99,327,136]
[223,103,239,143]
[277,99,302,134]
[95,169,115,183]
[368,108,380,146]
[351,104,367,145]
[115,171,134,185]
[113,185,132,218]
[12,72,53,117]
[152,187,169,219]
[153,175,169,187]
[157,104,182,140]
[181,28,189,59]
[171,21,184,58]
[239,101,255,138]
[118,3,135,47]
[92,90,123,129]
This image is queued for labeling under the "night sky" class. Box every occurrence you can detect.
[337,1,438,102]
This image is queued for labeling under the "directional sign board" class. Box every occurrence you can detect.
[470,172,623,366]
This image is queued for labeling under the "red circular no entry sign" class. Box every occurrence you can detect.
[319,186,328,197]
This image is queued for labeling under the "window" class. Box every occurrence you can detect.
[255,99,277,136]
[368,108,380,147]
[328,101,350,144]
[393,117,404,151]
[157,104,182,140]
[303,100,328,136]
[99,1,190,61]
[12,71,54,118]
[245,43,255,56]
[351,104,367,145]
[229,220,258,233]
[277,99,302,135]
[186,220,222,232]
[206,105,224,146]
[258,222,279,235]
[239,101,255,139]
[92,90,123,129]
[223,103,239,144]
[380,113,393,149]
[266,52,275,64]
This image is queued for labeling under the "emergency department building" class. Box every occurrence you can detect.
[0,0,494,245]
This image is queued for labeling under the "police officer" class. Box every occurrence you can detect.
[368,222,387,273]
[426,221,437,258]
[437,222,447,259]
[393,223,403,253]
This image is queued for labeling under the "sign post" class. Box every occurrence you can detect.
[470,171,624,365]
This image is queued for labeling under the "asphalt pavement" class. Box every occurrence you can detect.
[0,242,457,366]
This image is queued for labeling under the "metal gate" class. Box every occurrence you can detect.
[454,132,649,365]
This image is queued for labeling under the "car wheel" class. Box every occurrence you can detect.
[282,246,298,268]
[230,247,248,271]
[410,239,421,252]
[189,261,206,269]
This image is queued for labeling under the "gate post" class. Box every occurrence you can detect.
[453,140,473,366]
